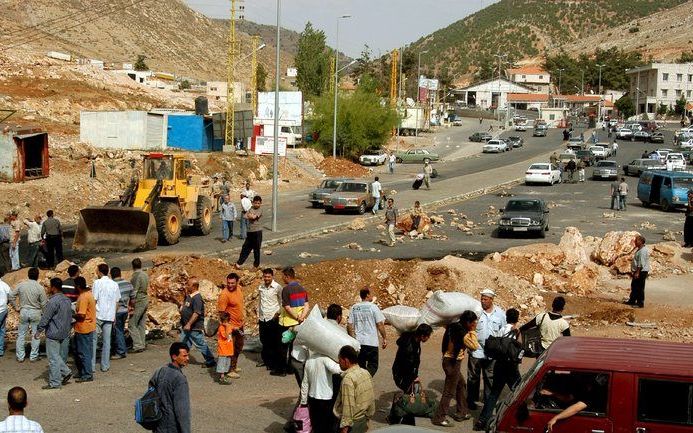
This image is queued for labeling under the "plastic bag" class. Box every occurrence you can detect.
[382,306,421,333]
[292,405,312,433]
[294,304,360,362]
[417,290,482,327]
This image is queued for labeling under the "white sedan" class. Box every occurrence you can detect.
[482,139,509,153]
[525,163,561,185]
[589,145,608,159]
[358,148,388,165]
[515,124,527,131]
[616,128,633,140]
[666,153,687,171]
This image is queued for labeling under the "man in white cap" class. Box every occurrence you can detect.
[467,288,506,410]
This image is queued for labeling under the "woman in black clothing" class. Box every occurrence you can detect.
[684,189,693,248]
[392,324,433,392]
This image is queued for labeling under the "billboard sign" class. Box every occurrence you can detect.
[254,136,287,157]
[418,76,439,91]
[257,91,303,126]
[287,67,298,78]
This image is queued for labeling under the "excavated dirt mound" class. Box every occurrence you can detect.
[318,157,370,178]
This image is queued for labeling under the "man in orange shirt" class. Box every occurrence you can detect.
[217,272,245,378]
[73,276,96,382]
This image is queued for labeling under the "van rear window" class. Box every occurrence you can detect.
[531,371,609,416]
[638,379,692,425]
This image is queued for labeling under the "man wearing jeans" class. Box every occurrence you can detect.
[371,177,382,215]
[92,263,120,372]
[179,277,216,367]
[11,267,47,362]
[220,195,237,242]
[235,196,263,269]
[347,288,387,377]
[129,258,149,353]
[0,273,11,357]
[111,267,134,359]
[73,277,96,382]
[35,278,72,389]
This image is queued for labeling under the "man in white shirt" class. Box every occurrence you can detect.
[22,216,43,268]
[371,177,382,215]
[0,387,44,433]
[388,153,396,174]
[467,288,506,410]
[239,193,253,240]
[220,195,237,242]
[92,263,120,372]
[257,268,282,370]
[0,274,11,357]
[242,180,256,203]
[347,288,387,377]
[300,353,342,433]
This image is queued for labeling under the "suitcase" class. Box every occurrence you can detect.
[412,178,423,190]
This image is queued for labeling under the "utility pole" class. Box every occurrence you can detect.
[332,14,352,159]
[251,35,260,116]
[580,69,585,95]
[224,0,244,149]
[596,63,605,121]
[415,50,428,143]
[557,68,565,94]
[494,53,507,122]
[271,0,281,232]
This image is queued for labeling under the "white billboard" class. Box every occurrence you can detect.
[287,67,298,78]
[418,76,439,91]
[257,91,303,126]
[254,136,287,157]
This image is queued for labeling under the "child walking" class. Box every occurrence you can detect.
[217,312,235,384]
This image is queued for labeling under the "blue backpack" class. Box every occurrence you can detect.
[135,369,163,430]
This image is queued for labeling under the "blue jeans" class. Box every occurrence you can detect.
[0,310,6,356]
[16,309,41,361]
[46,337,71,387]
[372,197,381,214]
[93,319,113,372]
[180,330,216,366]
[113,311,128,357]
[239,214,248,239]
[620,194,627,210]
[389,161,394,174]
[222,220,234,241]
[74,332,94,380]
[10,244,19,270]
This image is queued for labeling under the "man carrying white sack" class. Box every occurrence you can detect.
[467,288,506,410]
[347,288,387,377]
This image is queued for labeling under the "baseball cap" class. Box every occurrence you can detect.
[480,288,496,298]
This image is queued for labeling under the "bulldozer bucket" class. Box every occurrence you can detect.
[73,207,159,252]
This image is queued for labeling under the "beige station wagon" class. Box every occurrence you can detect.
[323,181,386,214]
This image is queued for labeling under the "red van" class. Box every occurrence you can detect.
[489,337,693,433]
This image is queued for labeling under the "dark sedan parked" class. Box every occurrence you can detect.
[469,132,492,142]
[506,136,524,148]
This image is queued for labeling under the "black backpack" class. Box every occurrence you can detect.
[484,330,523,363]
[135,368,164,430]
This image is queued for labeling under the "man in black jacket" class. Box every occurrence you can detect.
[391,324,433,392]
[151,342,191,433]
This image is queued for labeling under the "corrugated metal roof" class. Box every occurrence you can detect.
[545,337,693,376]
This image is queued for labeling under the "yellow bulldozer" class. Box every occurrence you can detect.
[73,153,213,252]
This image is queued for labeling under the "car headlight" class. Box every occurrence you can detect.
[531,220,541,226]
[673,196,680,202]
[499,219,510,226]
[347,198,358,204]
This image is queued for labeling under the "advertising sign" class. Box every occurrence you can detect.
[254,136,287,157]
[257,91,303,126]
[418,76,439,91]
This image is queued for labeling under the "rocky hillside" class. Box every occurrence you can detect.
[560,0,693,61]
[409,0,687,77]
[0,0,294,81]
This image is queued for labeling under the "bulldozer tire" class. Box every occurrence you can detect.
[193,196,213,235]
[155,201,183,246]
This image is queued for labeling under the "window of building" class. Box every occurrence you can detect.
[522,75,526,79]
[676,89,682,97]
[530,370,610,417]
[689,74,693,82]
[687,90,692,98]
[539,75,544,79]
[549,114,555,120]
[677,73,683,82]
[638,378,692,425]
[662,73,669,81]
[661,89,668,97]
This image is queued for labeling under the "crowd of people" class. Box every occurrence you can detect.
[0,210,64,276]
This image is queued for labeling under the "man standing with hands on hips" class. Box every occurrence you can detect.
[625,235,649,308]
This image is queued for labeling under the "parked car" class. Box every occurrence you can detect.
[497,198,550,238]
[567,143,583,152]
[567,137,584,147]
[525,163,561,185]
[394,149,439,164]
[594,143,613,157]
[679,138,693,150]
[649,131,665,143]
[308,177,351,207]
[666,152,687,171]
[515,124,527,132]
[616,128,633,140]
[592,160,619,180]
[451,118,463,126]
[323,181,384,214]
[507,136,524,148]
[469,132,492,142]
[656,148,674,159]
[488,337,693,433]
[623,159,665,176]
[575,149,596,166]
[358,147,388,166]
[559,152,576,164]
[533,126,547,137]
[638,170,693,211]
[633,130,651,142]
[589,145,608,160]
[483,139,509,153]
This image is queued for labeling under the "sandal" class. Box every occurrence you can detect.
[218,377,232,385]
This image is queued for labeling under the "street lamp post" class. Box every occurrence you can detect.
[332,14,352,159]
[271,0,281,232]
[415,50,428,142]
[557,68,565,94]
[596,64,605,122]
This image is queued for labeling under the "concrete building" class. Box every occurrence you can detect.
[452,78,534,110]
[80,111,168,150]
[626,62,693,116]
[507,67,552,94]
[206,81,248,104]
[0,125,49,182]
[507,93,549,110]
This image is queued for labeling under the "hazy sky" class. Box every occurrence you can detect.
[184,0,497,57]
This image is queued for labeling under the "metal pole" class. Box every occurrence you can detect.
[597,64,604,121]
[636,72,640,118]
[398,47,404,102]
[332,19,340,159]
[271,0,281,232]
[558,68,563,94]
[415,51,424,142]
[581,70,584,95]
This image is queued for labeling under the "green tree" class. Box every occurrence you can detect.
[677,51,693,63]
[311,75,399,158]
[295,22,331,100]
[615,95,635,119]
[350,44,374,82]
[256,63,267,92]
[134,55,148,71]
[675,95,687,116]
[179,79,191,90]
[657,103,668,116]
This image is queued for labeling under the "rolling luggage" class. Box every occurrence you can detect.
[412,178,423,190]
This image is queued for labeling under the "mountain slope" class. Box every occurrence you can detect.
[560,0,693,61]
[0,0,294,81]
[409,0,687,77]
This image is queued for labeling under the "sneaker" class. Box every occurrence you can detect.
[270,370,287,377]
[228,371,241,379]
[76,377,93,383]
[111,354,126,360]
[450,413,471,422]
[432,419,454,427]
[218,376,233,385]
[41,385,61,390]
[255,361,265,367]
[62,372,73,385]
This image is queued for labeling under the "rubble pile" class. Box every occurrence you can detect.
[317,157,370,178]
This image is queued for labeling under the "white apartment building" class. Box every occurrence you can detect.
[507,66,552,94]
[206,81,247,104]
[626,63,693,116]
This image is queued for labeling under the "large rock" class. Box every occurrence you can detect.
[565,264,599,295]
[81,257,106,284]
[147,302,180,330]
[558,227,589,266]
[591,231,639,269]
[396,213,432,233]
[54,260,74,273]
[199,279,221,303]
[348,218,367,231]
